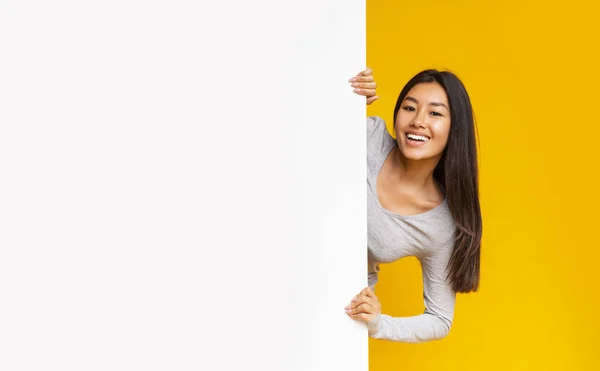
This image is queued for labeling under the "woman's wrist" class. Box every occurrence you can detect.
[367,313,382,336]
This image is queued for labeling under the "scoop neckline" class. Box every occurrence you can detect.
[374,143,448,219]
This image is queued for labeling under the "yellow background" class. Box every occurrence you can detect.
[366,1,600,370]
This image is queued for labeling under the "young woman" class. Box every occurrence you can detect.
[344,68,482,343]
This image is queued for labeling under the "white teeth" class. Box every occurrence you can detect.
[406,133,429,142]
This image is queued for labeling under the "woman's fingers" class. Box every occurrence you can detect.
[367,95,380,105]
[346,292,375,312]
[361,286,375,298]
[359,67,373,76]
[351,81,377,89]
[349,67,378,105]
[348,313,372,322]
[346,287,375,307]
[349,75,374,83]
[346,300,377,323]
[348,67,372,80]
[345,287,381,323]
[364,287,380,301]
[353,88,377,97]
[346,302,373,315]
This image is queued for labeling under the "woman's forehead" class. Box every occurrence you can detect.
[405,82,448,104]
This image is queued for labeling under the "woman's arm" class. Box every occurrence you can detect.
[368,244,456,343]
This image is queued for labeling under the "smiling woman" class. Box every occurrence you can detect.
[396,83,451,160]
[345,68,482,343]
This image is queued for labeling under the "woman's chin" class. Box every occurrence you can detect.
[399,147,440,162]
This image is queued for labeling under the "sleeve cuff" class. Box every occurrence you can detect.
[367,313,382,337]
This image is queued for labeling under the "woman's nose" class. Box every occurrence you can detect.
[412,111,427,127]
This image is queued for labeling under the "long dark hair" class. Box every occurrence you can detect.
[393,69,482,293]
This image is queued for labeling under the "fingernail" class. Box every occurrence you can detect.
[351,83,358,87]
[345,305,350,310]
[353,89,360,93]
[349,77,356,82]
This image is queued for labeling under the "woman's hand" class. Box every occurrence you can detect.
[349,67,379,105]
[345,286,381,324]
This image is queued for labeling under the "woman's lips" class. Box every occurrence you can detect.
[405,133,430,147]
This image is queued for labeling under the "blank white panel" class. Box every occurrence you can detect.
[0,1,366,370]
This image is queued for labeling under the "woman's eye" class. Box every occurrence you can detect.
[431,111,442,117]
[402,106,415,112]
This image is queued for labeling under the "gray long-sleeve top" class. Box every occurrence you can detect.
[366,116,457,343]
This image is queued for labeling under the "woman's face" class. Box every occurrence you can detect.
[395,82,451,161]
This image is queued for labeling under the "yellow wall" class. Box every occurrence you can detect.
[367,1,600,370]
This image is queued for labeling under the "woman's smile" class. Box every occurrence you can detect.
[405,132,431,147]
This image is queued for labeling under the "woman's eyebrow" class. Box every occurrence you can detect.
[405,96,448,110]
[430,102,449,110]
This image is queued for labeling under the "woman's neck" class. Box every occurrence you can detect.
[391,146,442,191]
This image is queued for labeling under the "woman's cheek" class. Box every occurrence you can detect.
[433,121,451,144]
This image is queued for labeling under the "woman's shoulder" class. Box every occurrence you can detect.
[432,199,456,231]
[366,116,396,156]
[367,116,391,136]
[366,115,384,126]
